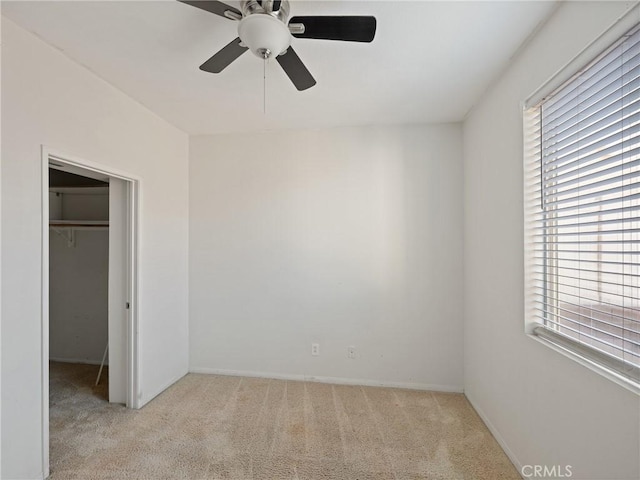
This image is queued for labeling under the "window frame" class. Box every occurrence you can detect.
[523,8,640,395]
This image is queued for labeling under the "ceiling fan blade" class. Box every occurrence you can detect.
[276,47,316,91]
[289,16,376,43]
[179,0,241,20]
[200,37,248,73]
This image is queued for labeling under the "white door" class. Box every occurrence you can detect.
[108,177,127,404]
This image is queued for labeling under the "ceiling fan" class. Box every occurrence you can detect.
[179,0,376,91]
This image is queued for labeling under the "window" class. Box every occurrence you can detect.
[525,23,640,389]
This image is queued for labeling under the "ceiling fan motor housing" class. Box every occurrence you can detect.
[238,0,291,59]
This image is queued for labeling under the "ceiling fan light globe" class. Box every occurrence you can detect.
[238,14,291,59]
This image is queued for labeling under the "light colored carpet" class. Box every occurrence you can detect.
[49,362,519,479]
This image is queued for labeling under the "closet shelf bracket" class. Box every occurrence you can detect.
[49,221,108,248]
[52,227,75,248]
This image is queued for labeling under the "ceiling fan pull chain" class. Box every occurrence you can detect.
[263,56,267,114]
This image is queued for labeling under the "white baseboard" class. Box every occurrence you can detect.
[49,356,106,366]
[188,367,464,393]
[465,391,523,479]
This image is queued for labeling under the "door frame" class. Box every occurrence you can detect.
[40,146,141,477]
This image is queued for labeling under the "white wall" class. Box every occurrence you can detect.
[48,192,62,220]
[463,2,640,479]
[189,124,464,391]
[49,229,108,364]
[59,192,109,221]
[1,18,189,480]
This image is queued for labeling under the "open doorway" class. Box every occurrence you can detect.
[42,149,140,477]
[49,168,111,403]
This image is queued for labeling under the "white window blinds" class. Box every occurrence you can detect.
[525,23,640,386]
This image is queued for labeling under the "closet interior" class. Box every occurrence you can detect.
[49,168,110,396]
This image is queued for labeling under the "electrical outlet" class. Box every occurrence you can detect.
[348,346,356,359]
[311,343,320,356]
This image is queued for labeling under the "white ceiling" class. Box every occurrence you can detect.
[3,0,557,135]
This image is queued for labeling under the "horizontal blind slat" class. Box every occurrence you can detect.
[540,292,640,316]
[544,78,640,147]
[532,285,640,315]
[543,180,640,208]
[533,306,640,348]
[544,158,640,193]
[543,111,640,162]
[543,144,640,182]
[541,192,640,215]
[536,319,640,361]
